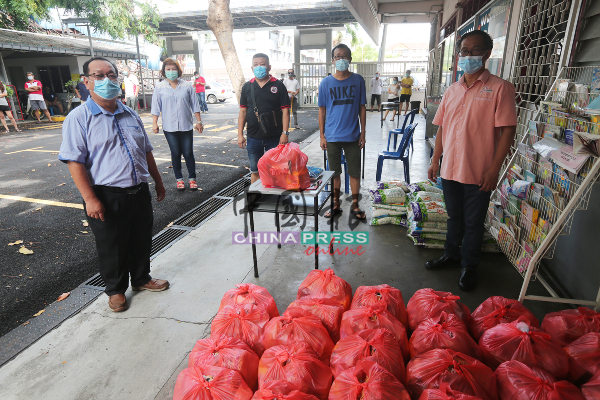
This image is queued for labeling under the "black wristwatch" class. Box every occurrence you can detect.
[284,131,289,136]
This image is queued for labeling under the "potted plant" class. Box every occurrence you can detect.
[64,79,78,114]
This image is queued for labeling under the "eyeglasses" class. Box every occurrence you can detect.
[333,55,351,61]
[457,49,488,57]
[87,73,118,81]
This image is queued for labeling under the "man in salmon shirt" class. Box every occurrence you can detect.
[426,30,517,291]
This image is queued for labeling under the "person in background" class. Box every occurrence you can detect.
[427,30,517,291]
[24,72,52,123]
[280,74,285,81]
[237,53,290,184]
[59,56,169,313]
[123,66,140,112]
[283,70,300,129]
[327,73,332,77]
[399,70,414,115]
[43,86,64,115]
[318,43,367,220]
[0,80,20,132]
[370,71,383,112]
[152,58,204,191]
[194,71,208,114]
[384,76,400,121]
[75,74,90,104]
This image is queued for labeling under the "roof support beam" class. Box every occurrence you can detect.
[382,15,437,24]
[378,0,443,14]
[342,0,381,45]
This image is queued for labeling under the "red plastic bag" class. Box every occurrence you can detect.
[219,283,279,319]
[252,380,319,400]
[257,143,310,191]
[339,303,409,362]
[495,360,585,400]
[329,360,411,400]
[406,349,498,400]
[211,303,269,357]
[262,315,334,363]
[480,317,569,379]
[173,365,253,400]
[350,284,408,328]
[409,312,482,360]
[330,328,405,384]
[407,289,471,332]
[297,268,352,310]
[565,333,600,383]
[582,370,600,400]
[469,296,539,342]
[188,336,259,391]
[541,307,600,347]
[258,342,333,400]
[419,383,484,400]
[284,298,344,342]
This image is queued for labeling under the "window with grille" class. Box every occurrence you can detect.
[37,66,71,93]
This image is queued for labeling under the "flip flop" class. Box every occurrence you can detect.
[324,208,342,218]
[351,209,366,220]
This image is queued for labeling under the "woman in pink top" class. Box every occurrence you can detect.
[426,30,517,291]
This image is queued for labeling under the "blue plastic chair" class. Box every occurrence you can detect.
[386,109,416,151]
[376,123,418,184]
[324,150,350,193]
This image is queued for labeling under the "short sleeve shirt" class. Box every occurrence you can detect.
[0,89,8,106]
[318,73,367,142]
[76,82,90,101]
[195,76,206,93]
[371,77,383,95]
[124,75,139,97]
[432,70,517,185]
[25,80,43,101]
[240,76,291,138]
[283,78,299,98]
[401,77,414,95]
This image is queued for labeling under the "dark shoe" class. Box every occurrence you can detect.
[108,294,128,312]
[459,268,477,291]
[425,254,461,270]
[132,278,170,292]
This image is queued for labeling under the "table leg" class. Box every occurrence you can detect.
[396,105,401,129]
[249,208,259,278]
[329,190,334,255]
[362,145,365,179]
[275,212,281,249]
[380,107,383,128]
[314,196,319,269]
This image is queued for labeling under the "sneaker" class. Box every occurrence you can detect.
[189,180,198,189]
[294,125,299,129]
[176,180,185,190]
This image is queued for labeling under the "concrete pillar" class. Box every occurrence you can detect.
[378,24,388,62]
[195,34,204,77]
[325,29,332,62]
[294,29,301,65]
[165,37,174,59]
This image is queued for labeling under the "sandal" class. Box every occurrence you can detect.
[176,180,185,190]
[324,208,342,218]
[3,129,9,133]
[350,207,366,220]
[189,180,198,190]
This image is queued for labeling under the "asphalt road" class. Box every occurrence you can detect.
[0,100,319,337]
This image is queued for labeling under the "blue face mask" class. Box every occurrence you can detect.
[253,66,267,79]
[123,71,129,76]
[335,59,350,72]
[458,56,484,75]
[165,71,179,81]
[93,77,121,100]
[393,80,397,84]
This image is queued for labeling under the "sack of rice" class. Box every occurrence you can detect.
[369,188,406,205]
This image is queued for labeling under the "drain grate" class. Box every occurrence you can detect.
[151,227,189,259]
[81,273,105,290]
[215,177,251,198]
[171,197,232,228]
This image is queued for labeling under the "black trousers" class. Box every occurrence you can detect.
[85,183,153,295]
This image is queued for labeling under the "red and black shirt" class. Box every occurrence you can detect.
[240,76,291,138]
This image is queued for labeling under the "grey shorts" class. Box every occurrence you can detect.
[30,100,47,111]
[326,140,361,178]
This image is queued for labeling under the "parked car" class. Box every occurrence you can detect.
[205,81,233,103]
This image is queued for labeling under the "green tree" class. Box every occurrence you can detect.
[352,39,378,62]
[0,0,52,31]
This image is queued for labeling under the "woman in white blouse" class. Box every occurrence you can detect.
[0,81,20,133]
[151,58,204,190]
[383,76,400,122]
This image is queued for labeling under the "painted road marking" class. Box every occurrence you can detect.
[201,124,216,129]
[153,157,238,168]
[209,125,234,132]
[195,135,230,139]
[0,194,83,209]
[4,147,57,155]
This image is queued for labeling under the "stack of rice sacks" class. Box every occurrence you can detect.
[368,181,409,227]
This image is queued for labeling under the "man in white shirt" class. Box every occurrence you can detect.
[123,67,140,112]
[24,71,53,123]
[370,71,383,112]
[283,69,300,129]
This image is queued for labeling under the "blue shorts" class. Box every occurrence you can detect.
[247,136,280,173]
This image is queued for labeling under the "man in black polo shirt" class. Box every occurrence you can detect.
[238,53,291,183]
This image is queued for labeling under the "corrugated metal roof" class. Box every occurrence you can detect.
[0,28,147,59]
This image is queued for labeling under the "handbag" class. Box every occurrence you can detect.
[250,81,283,136]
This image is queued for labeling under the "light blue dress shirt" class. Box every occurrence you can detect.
[59,99,154,188]
[151,78,201,132]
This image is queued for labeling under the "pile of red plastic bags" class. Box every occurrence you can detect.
[172,269,600,400]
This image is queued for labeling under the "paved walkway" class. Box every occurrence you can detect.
[0,111,563,399]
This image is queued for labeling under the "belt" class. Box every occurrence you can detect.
[94,182,147,194]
